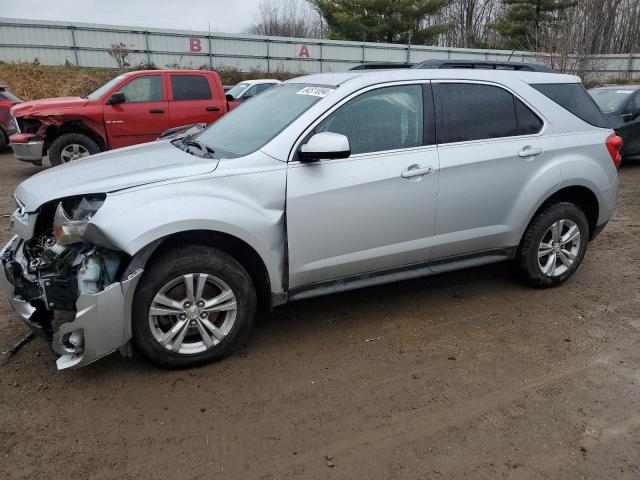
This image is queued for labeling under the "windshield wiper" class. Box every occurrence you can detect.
[183,139,216,158]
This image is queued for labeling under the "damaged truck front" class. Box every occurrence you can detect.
[2,194,142,369]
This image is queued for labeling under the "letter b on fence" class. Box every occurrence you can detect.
[189,38,202,52]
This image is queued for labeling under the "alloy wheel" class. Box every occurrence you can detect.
[537,219,581,277]
[148,273,238,355]
[60,143,90,162]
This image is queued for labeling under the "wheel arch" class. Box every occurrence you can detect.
[122,229,276,313]
[44,122,107,152]
[522,185,600,243]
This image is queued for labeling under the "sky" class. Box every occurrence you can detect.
[1,0,264,34]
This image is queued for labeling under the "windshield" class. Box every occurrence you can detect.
[86,75,127,100]
[0,90,21,103]
[196,84,332,157]
[589,88,636,113]
[226,82,250,98]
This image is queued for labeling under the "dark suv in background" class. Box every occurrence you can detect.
[589,85,640,160]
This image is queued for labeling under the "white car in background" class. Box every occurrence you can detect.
[225,79,281,105]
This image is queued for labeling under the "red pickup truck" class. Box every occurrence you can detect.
[10,70,232,166]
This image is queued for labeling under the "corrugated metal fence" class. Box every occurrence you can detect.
[1,17,638,80]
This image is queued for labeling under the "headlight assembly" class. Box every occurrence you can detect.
[53,196,105,245]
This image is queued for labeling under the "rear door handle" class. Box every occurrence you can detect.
[401,165,434,179]
[206,106,220,112]
[518,146,544,158]
[149,108,165,114]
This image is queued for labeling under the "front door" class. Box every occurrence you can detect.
[286,83,439,289]
[104,73,169,149]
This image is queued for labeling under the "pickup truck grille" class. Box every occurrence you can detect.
[16,117,42,134]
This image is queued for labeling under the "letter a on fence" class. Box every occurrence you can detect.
[298,45,310,58]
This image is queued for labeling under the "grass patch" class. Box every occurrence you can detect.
[0,62,301,101]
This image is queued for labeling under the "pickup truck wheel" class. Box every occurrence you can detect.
[48,133,100,166]
[132,245,257,369]
[517,202,589,288]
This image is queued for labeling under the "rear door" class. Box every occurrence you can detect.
[432,81,556,259]
[103,73,168,149]
[168,73,225,126]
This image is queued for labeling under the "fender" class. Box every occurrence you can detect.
[87,169,287,294]
[511,135,618,244]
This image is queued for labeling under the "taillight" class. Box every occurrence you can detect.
[606,133,623,170]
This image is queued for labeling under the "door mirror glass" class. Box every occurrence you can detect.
[225,93,235,102]
[106,92,125,105]
[299,132,351,161]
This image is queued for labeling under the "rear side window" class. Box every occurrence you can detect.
[435,83,542,143]
[532,83,609,128]
[171,75,212,101]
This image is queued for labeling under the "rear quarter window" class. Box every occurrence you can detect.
[532,83,609,128]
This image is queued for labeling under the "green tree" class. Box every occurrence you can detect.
[492,0,577,51]
[309,0,453,45]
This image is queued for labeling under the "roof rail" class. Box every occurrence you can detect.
[350,62,414,70]
[411,59,557,73]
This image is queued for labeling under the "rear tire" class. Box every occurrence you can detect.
[517,202,589,288]
[132,245,257,369]
[48,133,100,166]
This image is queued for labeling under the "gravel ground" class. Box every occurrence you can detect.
[0,151,639,479]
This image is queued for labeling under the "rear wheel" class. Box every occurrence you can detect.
[517,202,589,288]
[132,245,257,369]
[48,133,100,166]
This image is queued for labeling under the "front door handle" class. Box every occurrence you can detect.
[518,146,544,158]
[149,108,165,114]
[401,164,434,179]
[206,106,221,112]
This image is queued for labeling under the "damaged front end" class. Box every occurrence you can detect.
[1,195,142,369]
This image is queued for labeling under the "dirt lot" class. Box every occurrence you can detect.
[0,151,639,480]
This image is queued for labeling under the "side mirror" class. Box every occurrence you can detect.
[106,92,125,105]
[299,132,351,162]
[622,110,640,122]
[225,93,235,102]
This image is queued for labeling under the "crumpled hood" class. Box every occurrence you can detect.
[16,141,219,212]
[11,97,90,117]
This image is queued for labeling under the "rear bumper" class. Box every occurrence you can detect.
[10,140,44,163]
[0,236,143,370]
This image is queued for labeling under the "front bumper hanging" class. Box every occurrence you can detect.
[0,236,143,370]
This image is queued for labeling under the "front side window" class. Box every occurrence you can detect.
[196,84,329,157]
[119,75,163,103]
[171,75,211,101]
[316,84,424,155]
[435,83,542,143]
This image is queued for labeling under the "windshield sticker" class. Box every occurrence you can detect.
[616,90,634,94]
[296,86,334,97]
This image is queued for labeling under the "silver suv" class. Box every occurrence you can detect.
[1,69,621,369]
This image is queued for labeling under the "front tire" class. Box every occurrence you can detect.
[132,245,257,369]
[48,133,100,166]
[517,202,589,288]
